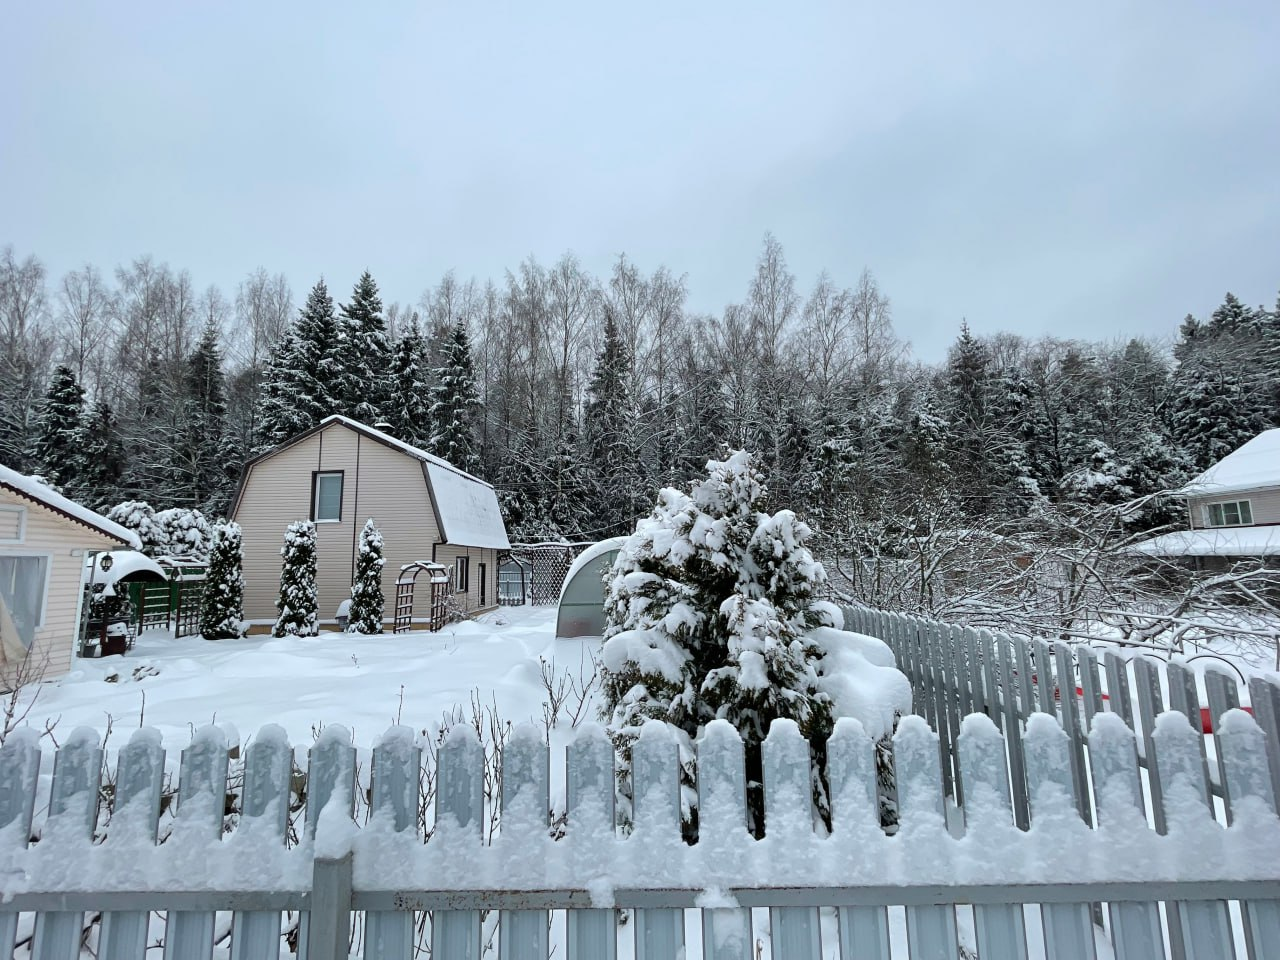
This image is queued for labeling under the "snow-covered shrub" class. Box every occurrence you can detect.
[601,450,911,831]
[348,518,385,634]
[154,507,213,559]
[200,520,245,640]
[105,501,168,557]
[273,521,318,637]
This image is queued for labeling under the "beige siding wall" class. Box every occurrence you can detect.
[1188,489,1280,530]
[433,544,500,616]
[0,492,119,684]
[235,422,494,625]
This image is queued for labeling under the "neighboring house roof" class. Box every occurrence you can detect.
[234,416,511,550]
[1128,526,1280,558]
[0,465,141,549]
[1180,428,1280,498]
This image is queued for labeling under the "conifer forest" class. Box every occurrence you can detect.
[3,237,1278,632]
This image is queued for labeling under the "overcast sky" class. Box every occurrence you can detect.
[3,2,1277,361]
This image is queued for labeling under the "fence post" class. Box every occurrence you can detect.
[566,725,618,960]
[997,636,1030,831]
[431,726,485,959]
[499,724,551,960]
[363,725,421,960]
[763,721,821,959]
[0,732,40,957]
[1053,643,1091,826]
[100,728,165,960]
[631,722,684,960]
[1247,676,1280,812]
[698,721,752,960]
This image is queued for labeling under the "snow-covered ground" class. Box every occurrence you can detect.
[20,606,586,750]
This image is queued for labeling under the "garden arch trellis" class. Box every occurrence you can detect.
[391,561,450,633]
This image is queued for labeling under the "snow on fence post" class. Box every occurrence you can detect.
[565,724,617,960]
[498,723,550,960]
[762,720,821,959]
[32,730,102,960]
[894,717,959,955]
[958,714,1028,959]
[230,724,293,960]
[430,726,484,960]
[364,725,421,960]
[696,720,752,960]
[1023,715,1098,960]
[827,719,892,960]
[0,732,39,957]
[302,725,356,960]
[1088,714,1164,960]
[99,728,164,960]
[1151,712,1234,959]
[163,726,230,960]
[1218,709,1280,960]
[631,721,684,960]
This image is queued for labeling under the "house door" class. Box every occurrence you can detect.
[478,563,487,606]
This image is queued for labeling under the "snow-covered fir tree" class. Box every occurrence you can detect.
[79,400,127,510]
[27,365,85,492]
[105,501,170,557]
[273,520,318,637]
[334,271,392,425]
[155,507,213,558]
[255,279,340,450]
[200,519,245,640]
[178,317,230,511]
[601,450,838,830]
[584,307,644,534]
[348,518,385,634]
[427,320,481,471]
[387,315,433,447]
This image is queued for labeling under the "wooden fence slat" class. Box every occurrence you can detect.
[998,637,1030,831]
[1166,663,1214,805]
[958,715,1028,960]
[1035,639,1058,718]
[895,718,959,958]
[303,726,357,960]
[431,727,485,960]
[1217,709,1280,960]
[163,726,230,960]
[1023,716,1097,960]
[1088,714,1163,960]
[954,625,974,719]
[230,725,293,960]
[499,724,550,960]
[965,627,987,720]
[763,721,821,959]
[364,725,421,960]
[0,732,40,957]
[1205,668,1241,824]
[1131,658,1169,829]
[99,729,164,960]
[32,729,103,960]
[566,725,617,960]
[981,629,1003,734]
[1248,676,1280,819]
[1077,647,1105,731]
[697,720,752,960]
[931,620,957,802]
[1053,643,1092,827]
[1151,715,1236,960]
[1103,652,1135,729]
[632,723,684,960]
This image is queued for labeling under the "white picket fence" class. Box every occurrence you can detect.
[842,605,1280,830]
[2,705,1280,960]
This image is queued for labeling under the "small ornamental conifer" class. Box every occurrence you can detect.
[348,518,385,633]
[200,520,245,640]
[273,520,318,637]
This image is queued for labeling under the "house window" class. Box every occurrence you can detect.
[0,555,49,651]
[312,472,344,522]
[0,507,24,544]
[1204,500,1253,527]
[454,556,469,593]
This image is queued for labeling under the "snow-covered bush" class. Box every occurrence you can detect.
[273,521,318,637]
[601,450,911,831]
[348,518,385,634]
[154,507,213,559]
[200,520,245,640]
[105,501,168,557]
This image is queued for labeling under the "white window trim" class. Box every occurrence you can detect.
[454,556,469,594]
[312,472,344,524]
[1203,499,1253,528]
[0,506,25,545]
[0,549,53,639]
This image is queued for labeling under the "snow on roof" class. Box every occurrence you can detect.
[0,465,141,549]
[319,416,510,550]
[1180,428,1280,497]
[1128,526,1280,558]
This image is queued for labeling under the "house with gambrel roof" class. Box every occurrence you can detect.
[230,416,510,627]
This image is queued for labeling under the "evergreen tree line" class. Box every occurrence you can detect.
[3,240,1278,556]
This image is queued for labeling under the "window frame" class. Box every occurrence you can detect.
[0,506,25,545]
[1203,499,1253,528]
[311,471,345,523]
[454,556,469,594]
[0,551,52,649]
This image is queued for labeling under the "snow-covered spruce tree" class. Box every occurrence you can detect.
[601,451,840,833]
[105,501,170,557]
[427,320,481,472]
[27,365,86,493]
[254,279,341,451]
[334,271,393,425]
[273,520,319,637]
[387,316,433,448]
[200,520,245,640]
[153,508,213,559]
[348,518,385,634]
[80,399,127,510]
[178,317,231,511]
